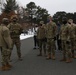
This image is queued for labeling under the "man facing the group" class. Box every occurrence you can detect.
[0,18,12,71]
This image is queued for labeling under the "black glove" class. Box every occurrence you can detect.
[42,38,47,42]
[66,41,70,44]
[54,37,56,41]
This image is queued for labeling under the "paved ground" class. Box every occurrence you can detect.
[0,38,76,75]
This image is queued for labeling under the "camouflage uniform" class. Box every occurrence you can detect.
[60,24,72,62]
[46,21,57,60]
[69,23,76,58]
[7,22,23,60]
[0,21,12,70]
[74,25,76,50]
[37,24,46,56]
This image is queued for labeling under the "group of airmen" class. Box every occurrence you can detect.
[0,15,76,71]
[0,15,23,71]
[35,16,76,63]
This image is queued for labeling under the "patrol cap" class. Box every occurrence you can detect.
[11,15,18,20]
[47,16,52,19]
[68,19,73,23]
[2,18,8,22]
[40,21,44,24]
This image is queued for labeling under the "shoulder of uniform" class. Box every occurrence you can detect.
[8,23,13,26]
[51,22,56,26]
[52,22,56,27]
[7,23,12,28]
[16,23,21,26]
[68,23,72,26]
[3,26,9,32]
[73,23,76,26]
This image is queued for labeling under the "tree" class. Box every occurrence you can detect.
[53,11,67,24]
[36,6,49,24]
[2,0,18,13]
[53,11,76,24]
[25,2,49,25]
[25,2,37,25]
[73,12,76,24]
[66,13,73,20]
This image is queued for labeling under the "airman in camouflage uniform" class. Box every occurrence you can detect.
[7,15,23,61]
[60,18,72,63]
[0,18,12,71]
[68,19,76,58]
[37,21,46,56]
[46,16,57,60]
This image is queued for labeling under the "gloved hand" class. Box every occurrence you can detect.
[66,41,70,44]
[42,38,47,42]
[54,37,56,41]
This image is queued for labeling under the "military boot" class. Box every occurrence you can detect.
[73,56,76,59]
[66,58,72,63]
[66,52,72,63]
[0,65,10,71]
[46,53,51,60]
[6,62,12,68]
[4,65,11,70]
[72,54,76,59]
[51,54,55,60]
[0,65,6,71]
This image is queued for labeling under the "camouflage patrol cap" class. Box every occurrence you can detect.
[68,19,73,23]
[47,16,52,18]
[2,18,8,22]
[11,15,18,20]
[40,21,44,24]
[47,15,52,20]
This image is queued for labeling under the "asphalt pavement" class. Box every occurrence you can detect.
[0,38,76,75]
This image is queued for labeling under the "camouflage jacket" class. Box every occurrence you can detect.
[69,23,76,39]
[60,24,71,41]
[37,26,46,39]
[7,23,23,38]
[46,22,57,39]
[0,24,12,48]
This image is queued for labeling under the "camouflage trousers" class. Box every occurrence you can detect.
[61,40,71,58]
[38,39,46,54]
[1,46,10,66]
[70,39,75,50]
[70,39,76,57]
[74,40,76,50]
[47,38,55,55]
[10,37,21,58]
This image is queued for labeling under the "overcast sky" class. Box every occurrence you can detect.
[17,0,76,16]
